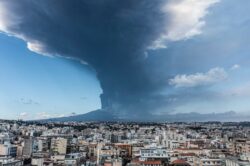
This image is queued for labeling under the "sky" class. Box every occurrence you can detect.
[0,0,250,120]
[0,34,102,119]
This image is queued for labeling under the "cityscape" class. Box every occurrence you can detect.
[0,120,249,166]
[1,0,250,165]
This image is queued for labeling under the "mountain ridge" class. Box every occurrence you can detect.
[38,110,250,122]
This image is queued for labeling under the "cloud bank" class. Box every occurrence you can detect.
[169,67,227,88]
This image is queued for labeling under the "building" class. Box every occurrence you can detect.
[23,138,33,157]
[0,157,23,166]
[103,158,123,166]
[51,138,67,155]
[171,159,191,166]
[138,147,170,165]
[115,144,132,157]
[31,157,44,166]
[225,157,250,166]
[0,143,17,157]
[65,153,85,166]
[140,147,170,159]
[194,157,223,166]
[50,155,65,165]
[130,159,164,166]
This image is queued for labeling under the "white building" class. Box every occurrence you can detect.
[194,157,223,166]
[225,157,250,166]
[140,147,170,161]
[0,157,23,166]
[31,157,44,166]
[51,138,67,155]
[65,153,85,166]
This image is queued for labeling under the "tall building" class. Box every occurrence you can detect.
[23,138,33,157]
[51,138,67,155]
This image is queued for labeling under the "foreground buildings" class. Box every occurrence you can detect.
[0,120,249,166]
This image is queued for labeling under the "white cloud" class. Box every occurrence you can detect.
[80,60,89,65]
[19,112,29,120]
[20,112,28,116]
[150,0,220,49]
[36,112,65,120]
[169,67,227,88]
[27,41,53,57]
[36,112,52,119]
[0,2,19,32]
[0,2,53,57]
[231,64,240,70]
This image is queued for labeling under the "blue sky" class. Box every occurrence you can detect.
[1,0,250,120]
[0,34,101,119]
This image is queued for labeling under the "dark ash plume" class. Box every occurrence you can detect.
[0,0,169,118]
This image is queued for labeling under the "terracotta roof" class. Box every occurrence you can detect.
[143,160,162,165]
[132,159,162,165]
[180,153,196,156]
[176,148,200,150]
[171,159,189,164]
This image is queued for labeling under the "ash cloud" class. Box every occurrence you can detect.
[0,0,219,117]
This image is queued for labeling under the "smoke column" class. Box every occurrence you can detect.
[0,0,172,118]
